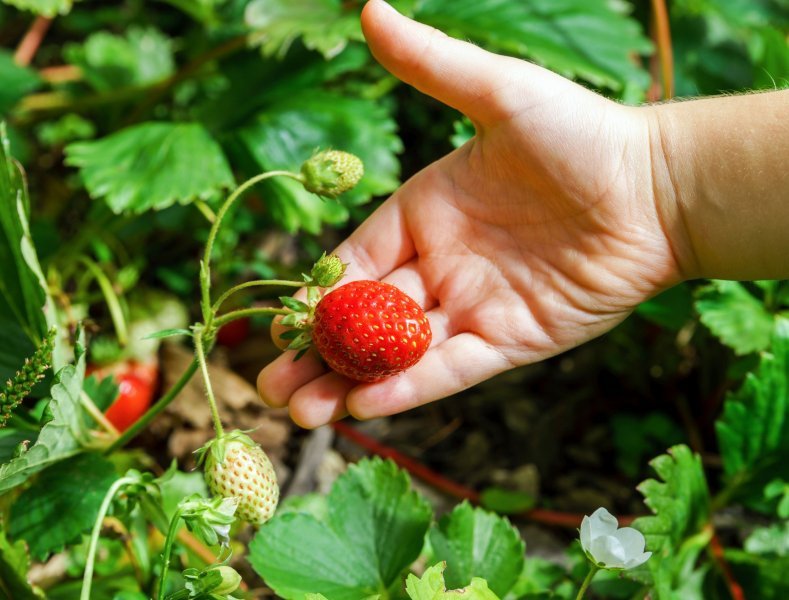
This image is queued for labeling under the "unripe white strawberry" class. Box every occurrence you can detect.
[196,431,279,526]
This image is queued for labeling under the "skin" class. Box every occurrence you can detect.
[257,0,789,428]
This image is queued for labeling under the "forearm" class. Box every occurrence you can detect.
[648,89,789,281]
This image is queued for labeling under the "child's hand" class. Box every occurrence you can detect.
[257,0,789,428]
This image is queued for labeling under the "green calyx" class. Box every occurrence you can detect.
[278,253,348,359]
[194,429,257,467]
[300,149,364,199]
[278,286,325,359]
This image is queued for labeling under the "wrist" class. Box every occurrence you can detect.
[644,103,702,281]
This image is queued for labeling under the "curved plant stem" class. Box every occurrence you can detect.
[104,359,199,454]
[200,171,301,328]
[194,199,217,224]
[575,565,600,600]
[79,257,128,345]
[212,279,304,312]
[156,507,185,600]
[708,525,746,600]
[194,330,223,437]
[213,306,290,328]
[650,0,674,100]
[80,390,120,436]
[80,476,137,600]
[14,15,52,66]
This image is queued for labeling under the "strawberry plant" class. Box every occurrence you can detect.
[0,0,787,599]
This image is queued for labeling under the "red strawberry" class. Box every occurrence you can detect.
[310,280,431,382]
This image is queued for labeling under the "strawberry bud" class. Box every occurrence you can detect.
[309,252,348,287]
[300,150,364,198]
[207,565,242,595]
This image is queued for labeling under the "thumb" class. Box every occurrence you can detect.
[361,0,555,125]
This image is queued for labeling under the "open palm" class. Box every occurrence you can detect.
[257,0,682,427]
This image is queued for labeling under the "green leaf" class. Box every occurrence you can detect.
[36,113,96,148]
[725,549,789,599]
[631,445,711,599]
[508,557,568,597]
[695,280,774,355]
[744,521,789,557]
[0,51,40,115]
[245,0,364,59]
[479,487,535,514]
[82,373,119,412]
[636,284,694,331]
[65,122,235,214]
[142,328,192,340]
[751,26,789,90]
[415,0,651,92]
[405,562,500,600]
[429,502,524,598]
[64,26,175,92]
[0,124,58,381]
[8,453,116,559]
[0,329,89,494]
[715,318,789,495]
[233,91,401,234]
[248,457,432,599]
[1,0,71,17]
[279,296,309,312]
[0,518,44,599]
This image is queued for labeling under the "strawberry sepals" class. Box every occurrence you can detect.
[194,429,257,467]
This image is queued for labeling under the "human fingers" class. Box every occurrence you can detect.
[279,310,451,429]
[259,263,448,416]
[346,332,513,418]
[361,0,559,125]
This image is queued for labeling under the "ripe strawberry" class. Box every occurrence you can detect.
[309,280,431,382]
[197,431,279,526]
[104,373,154,432]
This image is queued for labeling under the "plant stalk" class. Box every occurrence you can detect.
[80,476,137,600]
[156,507,185,600]
[212,279,304,312]
[200,170,301,329]
[213,306,290,328]
[194,330,223,437]
[575,565,600,600]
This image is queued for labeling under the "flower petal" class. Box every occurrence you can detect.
[580,515,592,552]
[624,551,652,569]
[588,507,619,540]
[590,534,627,568]
[612,526,647,556]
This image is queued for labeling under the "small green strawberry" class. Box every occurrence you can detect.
[196,431,279,526]
[300,149,364,198]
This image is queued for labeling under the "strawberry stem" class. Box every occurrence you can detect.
[200,170,302,332]
[81,476,138,600]
[213,306,290,328]
[212,279,304,313]
[156,506,185,600]
[194,329,223,437]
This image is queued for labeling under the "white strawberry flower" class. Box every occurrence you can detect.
[580,508,651,570]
